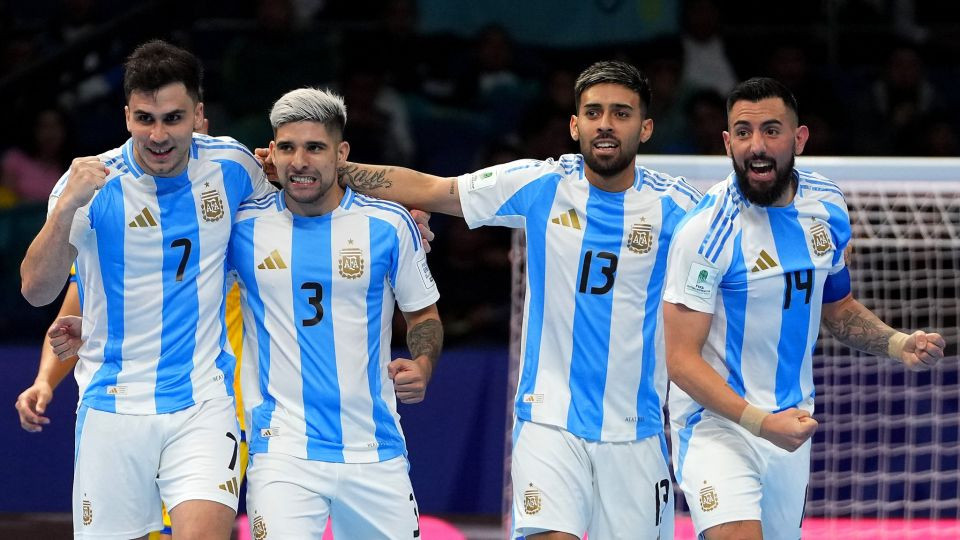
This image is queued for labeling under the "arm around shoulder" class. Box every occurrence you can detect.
[339,162,463,217]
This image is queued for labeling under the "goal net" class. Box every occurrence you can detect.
[504,155,960,533]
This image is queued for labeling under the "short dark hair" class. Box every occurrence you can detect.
[726,77,798,119]
[123,40,203,103]
[574,60,652,114]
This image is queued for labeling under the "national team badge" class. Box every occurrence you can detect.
[252,514,268,540]
[699,483,719,512]
[338,244,365,279]
[810,222,832,256]
[523,484,542,515]
[200,189,225,222]
[82,498,93,525]
[628,219,653,254]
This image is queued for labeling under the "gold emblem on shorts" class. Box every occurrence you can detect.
[628,219,653,254]
[523,484,542,515]
[810,222,832,256]
[338,243,364,279]
[81,497,93,525]
[700,483,719,512]
[252,514,268,540]
[200,189,225,222]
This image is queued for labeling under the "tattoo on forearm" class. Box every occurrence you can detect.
[449,180,455,195]
[823,307,895,356]
[337,164,392,192]
[407,319,443,364]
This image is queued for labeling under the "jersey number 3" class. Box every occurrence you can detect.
[301,282,324,326]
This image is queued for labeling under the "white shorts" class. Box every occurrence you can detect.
[511,420,674,540]
[672,411,810,538]
[72,397,242,539]
[245,452,420,539]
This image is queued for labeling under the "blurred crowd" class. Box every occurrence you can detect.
[1,0,959,343]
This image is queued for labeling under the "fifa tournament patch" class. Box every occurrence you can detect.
[418,259,436,289]
[685,262,718,300]
[466,169,497,191]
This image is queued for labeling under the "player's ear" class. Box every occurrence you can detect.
[569,114,579,141]
[337,141,350,164]
[638,117,654,143]
[794,125,809,156]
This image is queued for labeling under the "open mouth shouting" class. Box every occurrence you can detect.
[745,157,777,182]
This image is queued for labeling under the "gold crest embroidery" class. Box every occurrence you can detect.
[200,189,225,222]
[628,220,653,254]
[810,222,832,256]
[338,246,364,279]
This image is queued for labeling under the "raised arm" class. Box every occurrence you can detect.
[663,301,819,452]
[21,157,106,305]
[389,304,444,404]
[821,293,945,370]
[15,281,81,432]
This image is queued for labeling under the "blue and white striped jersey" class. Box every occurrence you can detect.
[663,170,852,428]
[49,134,274,415]
[229,188,439,464]
[459,154,701,442]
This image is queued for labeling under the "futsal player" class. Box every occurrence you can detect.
[661,77,946,539]
[260,60,700,539]
[20,40,274,539]
[230,87,442,538]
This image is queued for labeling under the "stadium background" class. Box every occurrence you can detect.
[1,0,958,537]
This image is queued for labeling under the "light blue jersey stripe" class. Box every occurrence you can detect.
[822,201,852,266]
[513,177,563,420]
[234,220,277,454]
[352,195,422,252]
[635,198,684,438]
[156,174,201,410]
[367,218,405,461]
[722,233,748,397]
[218,160,254,215]
[84,183,127,411]
[769,207,813,409]
[74,405,89,467]
[292,216,344,461]
[566,187,623,439]
[675,408,704,484]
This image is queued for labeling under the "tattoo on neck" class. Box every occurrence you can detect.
[337,164,392,192]
[407,319,443,363]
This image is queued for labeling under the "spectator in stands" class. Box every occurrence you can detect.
[680,0,738,96]
[1,107,70,205]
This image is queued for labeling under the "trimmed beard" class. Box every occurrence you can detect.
[582,145,636,178]
[733,154,797,206]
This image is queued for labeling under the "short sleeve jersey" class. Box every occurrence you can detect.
[228,189,438,464]
[458,154,701,442]
[48,134,275,414]
[663,170,852,427]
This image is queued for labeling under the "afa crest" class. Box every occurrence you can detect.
[810,222,832,256]
[699,484,719,512]
[200,189,225,222]
[523,484,542,515]
[82,498,93,525]
[252,514,268,540]
[628,220,653,254]
[338,245,365,279]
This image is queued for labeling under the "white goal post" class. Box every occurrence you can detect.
[504,155,960,528]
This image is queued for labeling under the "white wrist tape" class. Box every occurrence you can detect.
[888,331,910,360]
[739,404,769,437]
